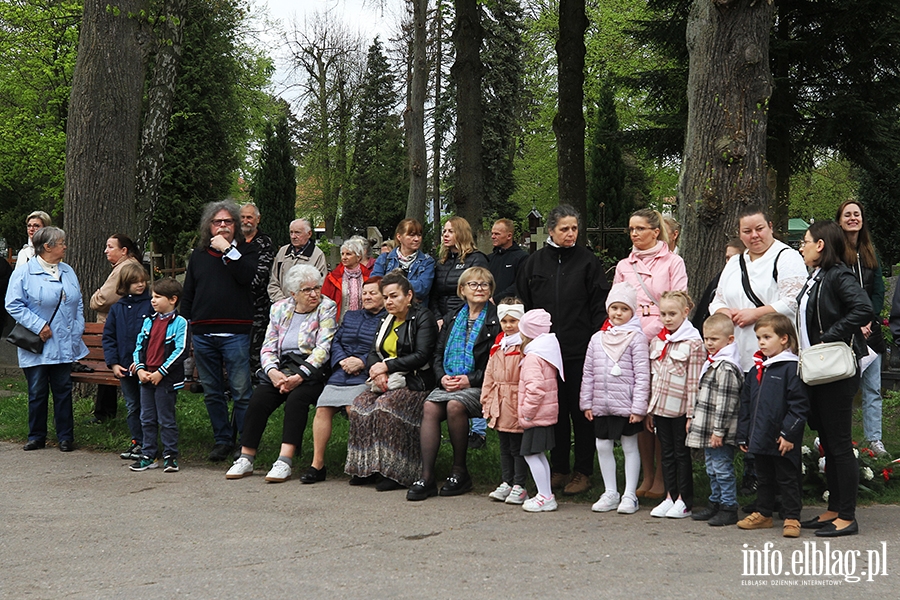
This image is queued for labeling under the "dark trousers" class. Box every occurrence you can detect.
[240,379,324,451]
[550,358,594,476]
[655,414,693,509]
[810,376,859,521]
[140,381,179,458]
[498,431,528,486]
[23,363,74,443]
[755,453,802,519]
[94,384,118,420]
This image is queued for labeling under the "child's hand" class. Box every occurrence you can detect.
[136,368,150,383]
[583,409,593,422]
[776,436,793,456]
[685,418,692,434]
[628,414,642,424]
[709,434,723,448]
[128,362,137,375]
[111,364,127,378]
[739,444,748,453]
[644,415,654,432]
[148,371,163,386]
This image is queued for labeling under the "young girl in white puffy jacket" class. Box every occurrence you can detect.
[579,283,650,514]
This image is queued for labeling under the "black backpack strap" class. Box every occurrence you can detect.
[772,248,787,282]
[739,254,766,308]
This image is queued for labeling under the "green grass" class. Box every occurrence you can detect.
[1,373,898,505]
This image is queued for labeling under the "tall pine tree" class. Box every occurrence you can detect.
[342,39,406,239]
[253,108,296,249]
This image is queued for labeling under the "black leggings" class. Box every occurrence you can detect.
[240,380,324,451]
[654,414,693,509]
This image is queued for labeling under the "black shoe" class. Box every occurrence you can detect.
[815,520,859,537]
[801,515,836,529]
[407,479,438,501]
[708,505,739,526]
[439,472,473,496]
[691,502,720,521]
[299,466,327,484]
[58,440,74,452]
[740,475,758,496]
[349,474,380,486]
[467,432,486,450]
[375,477,405,492]
[207,444,233,462]
[23,439,45,451]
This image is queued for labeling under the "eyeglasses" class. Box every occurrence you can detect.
[625,226,653,234]
[212,219,234,226]
[298,285,322,295]
[799,239,813,247]
[465,281,491,290]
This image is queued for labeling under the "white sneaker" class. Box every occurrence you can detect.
[665,498,691,519]
[489,482,512,501]
[870,440,888,456]
[617,493,640,514]
[225,457,254,479]
[264,460,292,483]
[650,497,675,518]
[591,491,621,513]
[505,485,529,505]
[522,493,558,512]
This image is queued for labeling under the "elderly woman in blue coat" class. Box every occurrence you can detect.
[5,227,88,452]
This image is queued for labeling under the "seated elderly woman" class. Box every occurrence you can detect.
[407,267,501,500]
[225,264,337,483]
[297,276,387,484]
[322,236,371,322]
[344,270,438,491]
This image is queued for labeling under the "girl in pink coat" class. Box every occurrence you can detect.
[579,283,650,515]
[517,309,564,513]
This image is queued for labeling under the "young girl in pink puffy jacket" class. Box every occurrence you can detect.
[579,283,650,515]
[517,309,564,513]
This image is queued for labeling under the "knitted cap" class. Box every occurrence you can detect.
[606,282,637,313]
[497,303,524,321]
[519,308,552,338]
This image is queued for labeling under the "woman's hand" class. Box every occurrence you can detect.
[861,324,872,339]
[278,373,303,393]
[268,369,286,389]
[111,364,128,378]
[369,361,389,378]
[39,324,52,342]
[340,357,365,375]
[732,307,764,328]
[373,373,389,392]
[441,375,470,391]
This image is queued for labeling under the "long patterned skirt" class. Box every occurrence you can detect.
[344,388,430,486]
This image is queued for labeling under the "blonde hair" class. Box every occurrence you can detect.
[755,313,799,354]
[702,312,734,336]
[440,216,477,263]
[660,290,693,311]
[456,266,495,299]
[631,208,670,245]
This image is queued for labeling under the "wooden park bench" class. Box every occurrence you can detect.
[71,322,120,387]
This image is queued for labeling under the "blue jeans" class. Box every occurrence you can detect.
[192,333,252,445]
[23,363,74,443]
[704,445,737,506]
[860,353,883,441]
[120,375,142,445]
[140,382,179,458]
[470,417,486,437]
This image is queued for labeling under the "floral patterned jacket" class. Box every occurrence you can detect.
[261,295,338,378]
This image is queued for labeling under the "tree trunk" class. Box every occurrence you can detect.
[65,0,148,315]
[768,13,791,238]
[554,0,588,243]
[405,0,428,224]
[679,0,773,303]
[135,0,187,252]
[452,0,484,241]
[432,2,444,249]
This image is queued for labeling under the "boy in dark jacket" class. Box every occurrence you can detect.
[736,314,810,538]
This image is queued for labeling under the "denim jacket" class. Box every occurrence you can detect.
[370,249,436,307]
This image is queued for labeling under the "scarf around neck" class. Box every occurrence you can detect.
[753,349,799,382]
[631,240,666,262]
[523,332,565,381]
[443,304,487,376]
[599,313,643,375]
[656,319,702,360]
[700,341,742,380]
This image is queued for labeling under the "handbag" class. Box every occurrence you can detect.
[797,278,856,385]
[6,287,64,354]
[366,372,407,394]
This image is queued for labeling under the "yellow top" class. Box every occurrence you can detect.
[383,319,404,358]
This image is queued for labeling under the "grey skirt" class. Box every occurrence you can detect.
[521,425,555,455]
[317,384,368,408]
[425,387,483,418]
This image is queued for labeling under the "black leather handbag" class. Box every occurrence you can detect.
[7,292,63,354]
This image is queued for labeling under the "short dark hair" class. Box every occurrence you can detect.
[152,277,183,304]
[109,233,139,259]
[738,205,771,223]
[806,220,845,270]
[380,270,413,298]
[115,262,149,296]
[755,313,799,354]
[546,204,580,231]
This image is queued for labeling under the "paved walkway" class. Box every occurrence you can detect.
[1,441,898,599]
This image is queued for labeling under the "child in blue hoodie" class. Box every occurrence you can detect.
[102,262,152,460]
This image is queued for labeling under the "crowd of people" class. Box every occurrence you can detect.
[3,200,889,537]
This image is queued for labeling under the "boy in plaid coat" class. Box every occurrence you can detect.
[686,313,743,526]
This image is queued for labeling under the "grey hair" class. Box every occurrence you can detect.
[285,264,323,294]
[341,237,367,259]
[240,202,260,217]
[546,204,581,231]
[26,210,52,227]
[292,218,312,233]
[32,226,65,256]
[197,200,240,250]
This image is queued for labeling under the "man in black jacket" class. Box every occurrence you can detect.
[181,200,259,462]
[488,218,528,304]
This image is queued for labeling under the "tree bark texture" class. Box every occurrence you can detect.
[432,3,443,249]
[405,0,428,224]
[553,0,588,243]
[679,0,773,303]
[135,0,187,252]
[65,0,148,315]
[452,0,484,241]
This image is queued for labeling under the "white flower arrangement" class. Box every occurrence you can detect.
[801,445,811,456]
[863,466,874,481]
[823,490,830,502]
[818,457,826,474]
[854,448,860,458]
[802,463,807,475]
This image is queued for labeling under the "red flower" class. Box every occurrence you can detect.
[884,468,894,483]
[864,448,876,458]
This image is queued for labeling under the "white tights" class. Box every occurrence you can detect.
[595,434,640,496]
[524,453,552,498]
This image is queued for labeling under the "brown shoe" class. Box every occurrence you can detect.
[737,512,774,530]
[563,471,592,496]
[551,472,570,489]
[783,519,801,538]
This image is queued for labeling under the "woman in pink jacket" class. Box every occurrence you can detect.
[517,309,564,513]
[613,208,688,499]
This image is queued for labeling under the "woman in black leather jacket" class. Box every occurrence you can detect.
[431,216,488,324]
[408,267,501,500]
[345,271,438,491]
[797,221,871,537]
